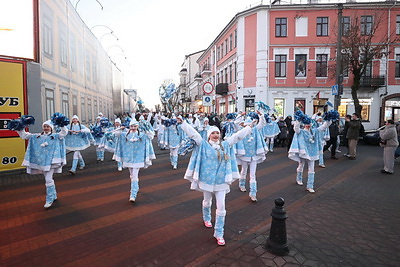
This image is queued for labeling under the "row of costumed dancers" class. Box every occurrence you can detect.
[8,105,338,246]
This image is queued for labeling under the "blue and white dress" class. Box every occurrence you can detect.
[102,126,118,153]
[162,124,186,149]
[18,127,68,174]
[181,121,252,193]
[65,123,92,151]
[236,117,268,164]
[198,125,210,140]
[288,121,331,162]
[114,130,156,168]
[263,120,281,139]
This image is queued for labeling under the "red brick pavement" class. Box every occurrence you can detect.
[0,143,399,266]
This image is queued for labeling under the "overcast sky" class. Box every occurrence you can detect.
[72,0,264,110]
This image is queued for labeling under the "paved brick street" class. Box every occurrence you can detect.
[1,142,399,266]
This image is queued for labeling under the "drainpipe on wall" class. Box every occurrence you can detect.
[380,1,396,124]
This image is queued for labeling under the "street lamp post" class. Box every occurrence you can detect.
[99,32,119,44]
[334,3,344,111]
[75,0,103,10]
[106,44,124,55]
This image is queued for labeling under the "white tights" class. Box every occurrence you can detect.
[202,191,226,216]
[44,168,55,187]
[296,158,315,173]
[169,147,178,157]
[73,151,83,160]
[240,161,258,182]
[128,167,140,181]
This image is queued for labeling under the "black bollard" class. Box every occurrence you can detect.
[265,197,289,256]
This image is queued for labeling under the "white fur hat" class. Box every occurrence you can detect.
[72,115,79,121]
[207,126,220,140]
[129,119,139,126]
[243,117,254,126]
[42,120,54,130]
[115,118,122,124]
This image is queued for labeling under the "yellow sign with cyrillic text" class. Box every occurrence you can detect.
[0,59,27,171]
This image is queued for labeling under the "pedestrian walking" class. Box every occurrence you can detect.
[285,115,294,152]
[379,119,399,174]
[276,116,288,148]
[176,116,254,246]
[114,119,155,202]
[346,113,361,160]
[323,119,340,159]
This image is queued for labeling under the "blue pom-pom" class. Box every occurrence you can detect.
[51,112,70,127]
[323,110,340,121]
[301,115,312,125]
[226,113,237,120]
[223,121,235,136]
[7,119,25,131]
[100,118,110,128]
[247,112,259,120]
[122,117,131,127]
[178,138,196,156]
[255,101,270,113]
[264,114,272,123]
[294,110,304,121]
[91,125,104,138]
[170,119,177,125]
[20,115,35,126]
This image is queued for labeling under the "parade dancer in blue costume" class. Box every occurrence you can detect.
[288,112,331,193]
[107,118,125,171]
[177,116,254,246]
[312,114,330,168]
[92,116,106,162]
[263,116,280,152]
[235,111,268,202]
[162,115,185,169]
[65,115,92,175]
[17,119,68,208]
[114,119,155,202]
[198,117,210,140]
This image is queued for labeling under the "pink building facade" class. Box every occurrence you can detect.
[194,1,400,129]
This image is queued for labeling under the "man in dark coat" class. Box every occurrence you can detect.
[285,115,294,151]
[346,113,361,160]
[324,119,340,159]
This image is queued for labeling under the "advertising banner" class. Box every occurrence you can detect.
[0,59,27,171]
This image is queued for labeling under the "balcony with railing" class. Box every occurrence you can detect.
[215,83,228,95]
[194,72,202,81]
[201,64,212,75]
[359,75,385,89]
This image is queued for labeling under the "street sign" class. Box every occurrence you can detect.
[202,82,214,94]
[202,95,212,106]
[332,84,338,95]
